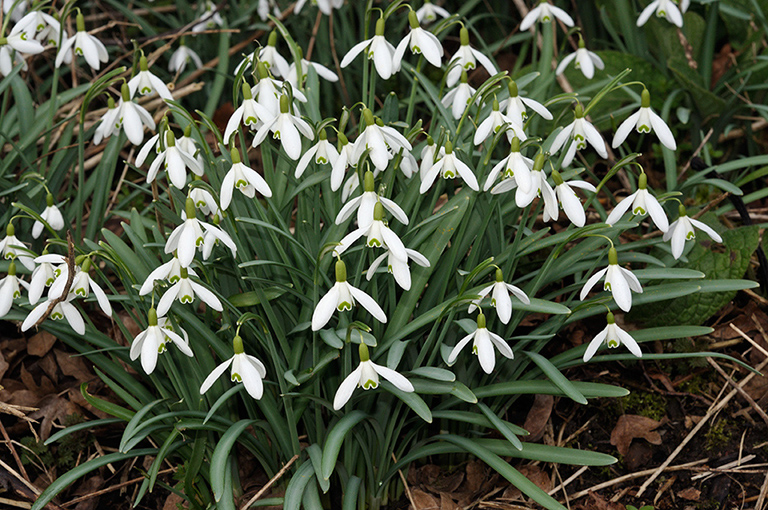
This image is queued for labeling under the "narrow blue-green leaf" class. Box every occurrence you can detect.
[284,461,315,510]
[342,476,362,510]
[431,410,529,435]
[211,420,257,502]
[477,403,523,450]
[81,383,135,421]
[204,385,245,424]
[697,279,759,292]
[474,381,629,399]
[524,351,587,405]
[439,435,566,510]
[148,429,181,490]
[409,367,456,382]
[321,411,367,480]
[45,418,123,445]
[512,297,571,315]
[632,268,705,280]
[382,381,434,421]
[120,399,167,452]
[307,444,330,493]
[31,449,157,510]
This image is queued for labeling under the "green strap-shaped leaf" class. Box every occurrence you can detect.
[382,381,433,422]
[120,399,168,452]
[45,418,123,446]
[342,476,363,510]
[31,449,157,510]
[307,444,330,493]
[474,380,629,399]
[524,351,587,405]
[80,383,134,421]
[284,461,315,510]
[211,420,257,502]
[321,411,367,480]
[204,385,245,424]
[440,435,566,510]
[477,403,523,450]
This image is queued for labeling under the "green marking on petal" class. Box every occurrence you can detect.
[638,124,651,133]
[52,312,63,320]
[231,372,242,382]
[604,282,612,291]
[608,339,619,348]
[632,206,647,215]
[181,294,194,303]
[362,379,378,390]
[338,301,352,311]
[686,231,696,240]
[367,238,382,247]
[157,342,167,354]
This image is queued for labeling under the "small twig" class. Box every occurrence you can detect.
[0,497,31,509]
[32,231,75,329]
[729,323,768,360]
[0,459,41,497]
[0,419,28,482]
[756,469,768,510]
[239,454,299,510]
[566,458,709,501]
[707,357,768,427]
[61,468,176,507]
[548,465,588,496]
[391,453,416,510]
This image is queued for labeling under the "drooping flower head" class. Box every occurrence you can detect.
[605,172,669,232]
[520,0,575,31]
[55,11,108,70]
[583,312,642,362]
[468,268,530,324]
[392,10,444,70]
[612,88,676,151]
[579,246,643,312]
[447,312,514,374]
[341,16,396,80]
[130,307,194,374]
[200,335,267,400]
[663,203,723,259]
[333,343,414,410]
[555,37,604,80]
[445,27,498,87]
[549,102,607,167]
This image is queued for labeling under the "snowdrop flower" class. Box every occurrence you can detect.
[605,172,669,232]
[28,253,56,305]
[420,140,479,193]
[47,257,112,316]
[128,55,173,100]
[548,169,596,227]
[140,254,195,296]
[445,27,497,87]
[3,0,27,22]
[311,259,387,331]
[392,10,444,70]
[442,70,478,120]
[556,37,604,80]
[55,12,108,70]
[4,13,45,52]
[583,312,642,362]
[416,0,450,25]
[285,52,339,88]
[484,137,533,193]
[520,0,575,31]
[176,124,204,167]
[468,269,529,324]
[236,32,289,78]
[15,9,63,47]
[0,223,34,271]
[330,132,355,191]
[189,182,220,218]
[169,42,203,74]
[337,202,408,261]
[224,82,273,144]
[250,63,308,119]
[367,246,429,291]
[130,308,193,374]
[448,313,514,374]
[612,89,676,151]
[549,103,607,167]
[493,153,558,221]
[419,136,445,177]
[221,147,272,209]
[22,294,85,335]
[157,266,222,316]
[341,17,396,80]
[498,80,552,126]
[336,171,408,228]
[32,194,65,239]
[679,0,690,13]
[351,108,412,171]
[334,343,413,410]
[295,129,339,178]
[397,148,418,178]
[114,83,156,146]
[192,1,224,33]
[252,94,313,160]
[0,262,27,317]
[165,198,232,267]
[664,204,723,259]
[580,246,643,312]
[474,99,527,146]
[146,131,204,189]
[637,0,684,27]
[200,336,267,399]
[0,20,45,76]
[93,97,119,145]
[295,0,343,16]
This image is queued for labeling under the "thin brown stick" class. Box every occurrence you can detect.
[239,454,299,510]
[730,323,768,360]
[0,459,41,497]
[707,357,768,427]
[391,453,416,510]
[61,468,176,507]
[756,469,768,510]
[0,419,28,482]
[0,497,31,509]
[548,465,588,496]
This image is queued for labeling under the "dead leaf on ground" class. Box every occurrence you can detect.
[439,493,460,510]
[73,474,105,510]
[410,488,439,509]
[27,395,81,440]
[27,331,57,357]
[518,465,552,492]
[581,490,624,510]
[678,487,701,501]
[54,348,92,380]
[610,414,663,457]
[523,394,553,442]
[0,351,9,380]
[465,460,487,493]
[163,492,187,510]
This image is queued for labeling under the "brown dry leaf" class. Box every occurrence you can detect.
[54,348,92,380]
[465,460,487,493]
[20,364,55,395]
[410,488,440,509]
[28,331,57,357]
[517,465,552,492]
[0,350,9,380]
[610,414,662,457]
[523,394,553,442]
[677,487,701,501]
[501,484,523,501]
[73,475,105,510]
[586,490,625,510]
[39,354,59,385]
[425,470,463,494]
[28,395,81,440]
[163,492,187,510]
[439,493,460,510]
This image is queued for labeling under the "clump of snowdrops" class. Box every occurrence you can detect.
[0,0,761,509]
